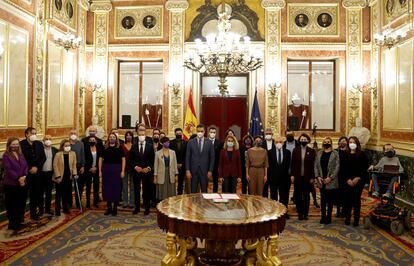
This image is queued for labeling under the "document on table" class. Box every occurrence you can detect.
[202,193,222,199]
[220,194,240,200]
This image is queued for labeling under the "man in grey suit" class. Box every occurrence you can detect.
[185,124,215,193]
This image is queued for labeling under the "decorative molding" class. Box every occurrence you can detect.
[371,2,379,138]
[49,0,77,30]
[165,0,189,12]
[78,0,89,11]
[342,0,367,8]
[382,0,410,26]
[86,44,169,52]
[0,0,35,24]
[33,0,47,134]
[77,3,87,133]
[261,0,286,11]
[90,0,112,13]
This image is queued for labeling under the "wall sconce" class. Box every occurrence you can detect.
[268,81,281,96]
[80,79,103,94]
[352,80,377,94]
[374,29,407,49]
[169,82,180,96]
[54,32,81,51]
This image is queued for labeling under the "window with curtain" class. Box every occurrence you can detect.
[118,61,163,129]
[287,60,336,131]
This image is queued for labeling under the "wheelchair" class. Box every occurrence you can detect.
[363,171,412,235]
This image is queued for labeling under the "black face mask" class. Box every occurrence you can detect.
[300,141,308,147]
[323,143,331,149]
[176,134,182,139]
[153,137,159,143]
[89,142,96,147]
[255,141,262,147]
[385,150,395,158]
[286,135,294,142]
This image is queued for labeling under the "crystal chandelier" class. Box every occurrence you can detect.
[374,29,407,49]
[184,3,263,95]
[54,32,81,51]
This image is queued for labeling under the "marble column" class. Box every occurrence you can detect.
[33,0,47,135]
[261,0,285,134]
[369,0,379,139]
[166,0,189,135]
[90,0,112,132]
[343,0,367,133]
[77,0,89,134]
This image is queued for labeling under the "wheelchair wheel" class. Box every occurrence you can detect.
[363,216,372,230]
[404,210,412,230]
[390,220,404,236]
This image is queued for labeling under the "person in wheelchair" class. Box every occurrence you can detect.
[368,144,403,198]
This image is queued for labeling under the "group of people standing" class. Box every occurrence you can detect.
[3,123,372,230]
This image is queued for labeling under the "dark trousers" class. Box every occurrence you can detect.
[344,185,363,224]
[177,166,186,195]
[212,169,219,193]
[79,173,92,206]
[55,176,72,213]
[262,180,270,198]
[222,176,237,193]
[91,171,100,205]
[191,169,208,193]
[133,173,152,211]
[40,171,54,214]
[26,173,42,218]
[294,176,311,217]
[272,180,290,208]
[320,187,336,219]
[241,167,248,194]
[5,185,26,228]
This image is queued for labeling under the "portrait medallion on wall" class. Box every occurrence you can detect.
[115,6,163,39]
[288,4,339,37]
[383,0,409,26]
[50,0,76,30]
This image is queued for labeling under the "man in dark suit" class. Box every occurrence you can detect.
[130,129,155,215]
[82,126,104,149]
[262,128,275,198]
[169,128,187,195]
[40,135,58,215]
[185,124,215,193]
[268,136,291,217]
[208,126,222,193]
[20,127,46,220]
[133,123,153,145]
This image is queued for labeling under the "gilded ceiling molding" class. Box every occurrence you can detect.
[166,0,188,135]
[91,0,112,131]
[261,0,285,134]
[33,0,46,134]
[370,1,379,138]
[343,2,364,134]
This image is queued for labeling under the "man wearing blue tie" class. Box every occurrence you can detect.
[185,124,215,193]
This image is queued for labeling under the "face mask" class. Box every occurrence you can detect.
[89,142,96,146]
[70,134,77,141]
[209,133,216,139]
[323,143,331,149]
[276,143,283,150]
[300,141,308,147]
[339,142,347,149]
[227,141,234,148]
[44,140,52,147]
[265,134,272,141]
[197,132,204,138]
[126,136,132,142]
[176,134,182,139]
[385,150,395,158]
[163,143,170,149]
[138,136,146,142]
[153,137,159,143]
[244,139,252,147]
[89,132,97,137]
[64,146,71,152]
[29,135,37,142]
[109,139,116,145]
[11,146,19,152]
[349,143,357,150]
[286,135,294,142]
[255,141,262,147]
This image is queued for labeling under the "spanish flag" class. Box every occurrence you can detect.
[183,89,198,141]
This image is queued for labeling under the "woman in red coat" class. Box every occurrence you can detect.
[218,135,242,193]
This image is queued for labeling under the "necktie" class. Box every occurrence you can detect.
[278,149,282,165]
[139,143,144,155]
[198,138,202,153]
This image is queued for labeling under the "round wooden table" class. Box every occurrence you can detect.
[157,194,287,266]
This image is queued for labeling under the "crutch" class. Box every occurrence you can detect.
[74,176,83,213]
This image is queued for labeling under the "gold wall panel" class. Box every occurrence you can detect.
[49,0,77,30]
[287,3,339,37]
[383,0,410,26]
[114,6,163,39]
[62,50,75,126]
[185,0,264,41]
[0,21,6,127]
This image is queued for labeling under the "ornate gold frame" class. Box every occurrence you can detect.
[382,0,411,27]
[48,0,77,31]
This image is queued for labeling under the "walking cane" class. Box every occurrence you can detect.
[74,176,83,213]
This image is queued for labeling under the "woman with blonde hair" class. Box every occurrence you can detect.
[246,136,268,195]
[218,135,242,193]
[53,139,77,216]
[3,137,28,230]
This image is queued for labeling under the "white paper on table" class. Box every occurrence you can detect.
[202,193,222,199]
[220,194,240,200]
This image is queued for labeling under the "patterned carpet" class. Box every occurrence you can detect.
[1,191,414,266]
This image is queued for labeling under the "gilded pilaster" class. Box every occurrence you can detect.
[166,0,189,135]
[369,0,379,138]
[343,0,366,133]
[90,0,112,132]
[33,0,47,134]
[78,0,89,134]
[261,0,285,134]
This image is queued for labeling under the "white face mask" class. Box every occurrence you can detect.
[29,134,37,142]
[64,146,71,152]
[70,134,77,141]
[265,134,272,141]
[197,132,204,138]
[276,143,283,150]
[349,143,357,150]
[138,136,146,142]
[44,140,52,147]
[227,141,234,147]
[209,133,216,139]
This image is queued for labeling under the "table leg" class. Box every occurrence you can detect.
[162,232,196,266]
[246,235,282,266]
